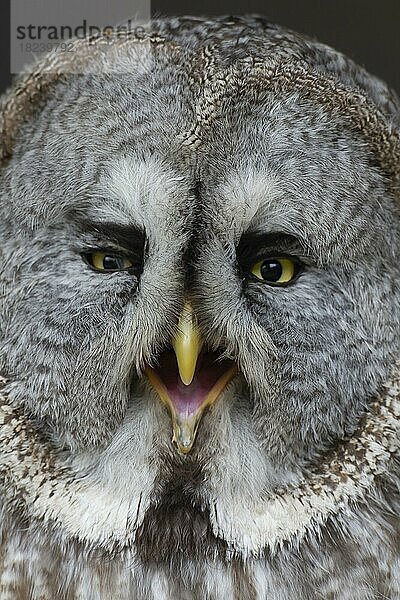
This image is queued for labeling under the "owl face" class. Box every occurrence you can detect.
[1,36,400,557]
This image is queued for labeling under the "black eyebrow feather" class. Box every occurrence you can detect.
[78,219,146,256]
[236,231,307,264]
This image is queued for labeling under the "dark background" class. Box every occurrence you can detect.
[1,1,400,95]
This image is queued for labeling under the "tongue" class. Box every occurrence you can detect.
[153,350,235,419]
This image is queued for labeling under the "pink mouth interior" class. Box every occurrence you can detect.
[152,350,236,419]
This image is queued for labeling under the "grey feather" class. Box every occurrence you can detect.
[1,15,400,599]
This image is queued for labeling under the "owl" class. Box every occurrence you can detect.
[1,13,400,600]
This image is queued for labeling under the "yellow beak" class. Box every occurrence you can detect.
[172,301,203,385]
[144,301,237,454]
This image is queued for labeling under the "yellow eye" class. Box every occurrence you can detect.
[250,257,297,285]
[87,252,133,272]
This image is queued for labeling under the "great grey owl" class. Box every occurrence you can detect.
[0,14,400,600]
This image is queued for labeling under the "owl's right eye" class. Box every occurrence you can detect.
[250,257,297,284]
[237,231,306,287]
[84,252,134,272]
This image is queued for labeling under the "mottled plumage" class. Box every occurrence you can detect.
[1,15,400,599]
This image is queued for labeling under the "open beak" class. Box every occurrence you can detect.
[144,301,237,454]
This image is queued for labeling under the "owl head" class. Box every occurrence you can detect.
[1,16,400,559]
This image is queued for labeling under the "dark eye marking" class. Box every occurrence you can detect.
[75,219,147,277]
[236,231,307,286]
[81,220,146,255]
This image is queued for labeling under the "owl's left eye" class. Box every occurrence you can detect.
[249,257,302,285]
[84,252,134,272]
